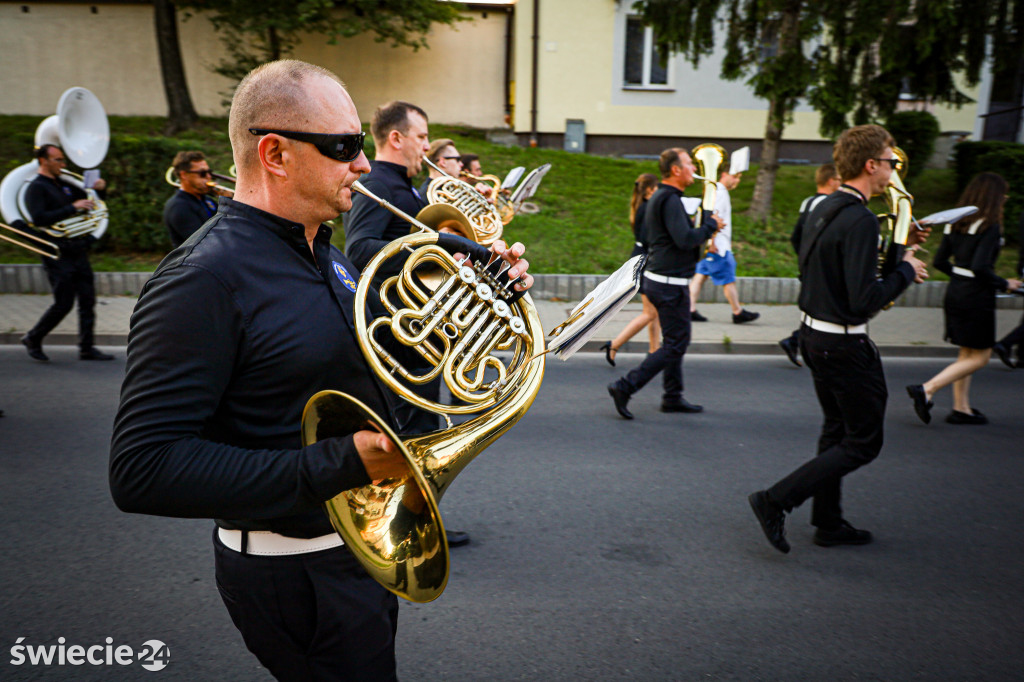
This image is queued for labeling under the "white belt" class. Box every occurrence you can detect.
[951,266,975,278]
[801,313,867,335]
[644,271,690,286]
[217,527,344,556]
[635,241,643,247]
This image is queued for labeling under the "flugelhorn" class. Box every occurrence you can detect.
[301,180,545,603]
[691,143,726,227]
[422,156,504,246]
[0,221,59,259]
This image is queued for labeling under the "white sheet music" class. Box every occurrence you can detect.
[82,169,100,189]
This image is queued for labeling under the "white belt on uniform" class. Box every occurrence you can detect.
[801,313,867,335]
[644,271,690,286]
[217,527,344,556]
[951,266,975,278]
[635,241,643,248]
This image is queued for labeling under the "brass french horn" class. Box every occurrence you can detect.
[301,180,545,603]
[422,157,504,246]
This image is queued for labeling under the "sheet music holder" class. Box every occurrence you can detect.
[546,255,646,360]
[501,166,525,190]
[916,206,978,226]
[510,164,552,210]
[82,169,101,189]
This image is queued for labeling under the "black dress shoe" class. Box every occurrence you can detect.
[21,334,48,362]
[946,408,988,425]
[607,383,634,420]
[690,310,708,322]
[80,347,114,361]
[445,529,470,547]
[599,341,615,367]
[660,398,703,413]
[993,342,1015,369]
[905,384,932,424]
[748,491,790,553]
[778,337,802,367]
[732,309,760,324]
[813,520,872,547]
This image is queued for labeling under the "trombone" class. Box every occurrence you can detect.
[164,166,235,197]
[1,221,60,259]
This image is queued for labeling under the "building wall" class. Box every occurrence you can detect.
[0,2,511,128]
[514,0,985,148]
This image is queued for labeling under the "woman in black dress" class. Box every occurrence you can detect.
[601,173,660,365]
[907,172,1023,424]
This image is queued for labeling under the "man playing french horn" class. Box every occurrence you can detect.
[110,60,534,681]
[21,143,112,362]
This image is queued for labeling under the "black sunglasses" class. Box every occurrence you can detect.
[186,169,212,178]
[874,157,900,170]
[248,128,366,162]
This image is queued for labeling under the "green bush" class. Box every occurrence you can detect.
[886,111,939,183]
[953,140,1021,191]
[976,147,1024,242]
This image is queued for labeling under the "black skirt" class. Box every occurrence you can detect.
[943,279,996,349]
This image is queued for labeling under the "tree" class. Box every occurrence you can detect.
[175,0,469,101]
[154,0,199,135]
[632,0,1021,220]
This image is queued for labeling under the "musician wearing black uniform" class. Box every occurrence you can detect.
[418,138,463,198]
[993,210,1024,368]
[20,144,112,362]
[778,163,840,367]
[906,173,1022,424]
[607,148,722,419]
[163,150,220,248]
[749,125,929,553]
[344,101,471,547]
[110,61,533,680]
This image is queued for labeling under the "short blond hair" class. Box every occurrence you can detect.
[833,125,895,182]
[228,60,345,172]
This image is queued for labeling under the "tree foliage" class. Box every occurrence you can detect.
[175,0,469,96]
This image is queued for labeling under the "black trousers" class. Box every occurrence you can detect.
[616,278,691,402]
[214,530,399,681]
[767,326,887,529]
[28,248,96,350]
[998,312,1024,361]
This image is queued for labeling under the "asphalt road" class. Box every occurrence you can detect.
[1,347,1022,681]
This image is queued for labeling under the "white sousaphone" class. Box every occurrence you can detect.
[0,87,110,240]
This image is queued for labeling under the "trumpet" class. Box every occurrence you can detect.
[164,166,235,196]
[0,221,59,259]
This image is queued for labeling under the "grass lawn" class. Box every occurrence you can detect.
[1,116,1018,279]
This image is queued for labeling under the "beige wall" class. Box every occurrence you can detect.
[514,0,984,142]
[0,3,511,127]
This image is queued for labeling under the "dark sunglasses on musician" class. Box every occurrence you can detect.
[249,128,366,163]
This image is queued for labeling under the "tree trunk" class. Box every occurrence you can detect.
[155,0,198,135]
[748,97,785,221]
[747,3,802,221]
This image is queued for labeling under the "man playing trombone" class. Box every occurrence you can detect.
[163,150,225,248]
[21,143,112,362]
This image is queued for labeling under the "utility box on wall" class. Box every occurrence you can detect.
[564,119,586,153]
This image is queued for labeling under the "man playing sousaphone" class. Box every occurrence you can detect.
[110,60,534,680]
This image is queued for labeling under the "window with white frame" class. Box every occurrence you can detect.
[623,15,669,88]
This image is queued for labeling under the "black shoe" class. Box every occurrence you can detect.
[993,342,1015,369]
[946,408,988,425]
[445,529,470,547]
[607,383,634,420]
[813,520,873,547]
[599,341,615,367]
[691,310,708,322]
[778,337,802,367]
[748,491,790,554]
[80,347,114,361]
[660,398,703,413]
[21,334,48,362]
[732,309,760,324]
[905,384,932,424]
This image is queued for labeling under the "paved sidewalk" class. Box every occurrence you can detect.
[4,292,1023,358]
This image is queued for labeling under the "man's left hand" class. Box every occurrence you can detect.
[92,179,107,191]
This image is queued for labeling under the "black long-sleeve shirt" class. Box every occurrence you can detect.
[933,220,1008,303]
[163,189,218,248]
[23,174,104,227]
[798,187,915,326]
[643,183,717,277]
[344,160,426,280]
[110,199,488,538]
[791,192,829,254]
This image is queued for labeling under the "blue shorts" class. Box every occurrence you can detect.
[695,251,736,285]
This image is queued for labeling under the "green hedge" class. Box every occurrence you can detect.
[886,111,939,183]
[953,140,1021,191]
[976,147,1024,238]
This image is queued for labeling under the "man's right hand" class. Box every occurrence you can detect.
[711,212,725,232]
[353,429,409,481]
[902,249,929,283]
[72,199,95,212]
